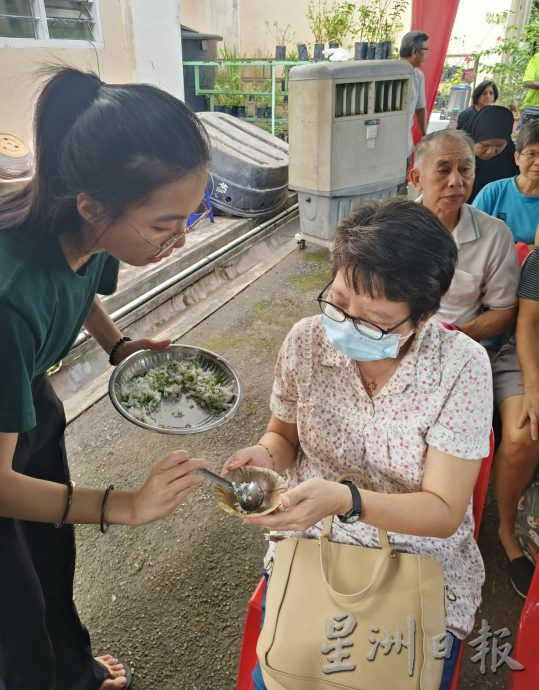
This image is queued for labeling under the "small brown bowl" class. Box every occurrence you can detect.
[213,466,287,517]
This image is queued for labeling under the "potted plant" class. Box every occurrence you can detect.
[354,3,373,59]
[265,20,295,60]
[325,1,356,48]
[380,0,408,58]
[306,0,326,57]
[297,43,309,61]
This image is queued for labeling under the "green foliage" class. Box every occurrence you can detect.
[475,3,539,108]
[306,0,409,46]
[306,0,356,46]
[213,45,247,107]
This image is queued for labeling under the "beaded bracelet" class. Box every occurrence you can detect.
[99,484,115,534]
[108,336,132,366]
[257,442,275,471]
[55,479,75,529]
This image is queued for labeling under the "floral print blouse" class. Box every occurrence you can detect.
[267,315,493,639]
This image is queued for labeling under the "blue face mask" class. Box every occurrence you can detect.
[322,314,414,362]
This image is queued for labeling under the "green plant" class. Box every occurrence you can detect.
[306,0,326,43]
[475,4,539,108]
[350,0,409,44]
[306,0,356,46]
[355,3,374,42]
[381,0,408,42]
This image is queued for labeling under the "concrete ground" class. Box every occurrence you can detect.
[67,242,526,690]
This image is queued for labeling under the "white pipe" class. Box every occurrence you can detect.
[73,203,299,348]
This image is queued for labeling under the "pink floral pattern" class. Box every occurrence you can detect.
[268,316,492,639]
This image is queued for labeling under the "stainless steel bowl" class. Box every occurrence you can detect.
[108,345,243,435]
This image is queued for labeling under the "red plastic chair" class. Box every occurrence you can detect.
[236,576,265,690]
[515,242,531,268]
[448,430,495,690]
[506,558,539,689]
[236,432,495,690]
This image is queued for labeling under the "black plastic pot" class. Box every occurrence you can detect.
[382,41,393,59]
[313,43,325,61]
[275,45,286,60]
[374,42,385,59]
[256,105,267,118]
[367,42,376,59]
[354,41,368,60]
[215,105,233,115]
[232,105,246,118]
[329,42,339,49]
[297,43,309,61]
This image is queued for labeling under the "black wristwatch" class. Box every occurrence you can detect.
[337,480,362,524]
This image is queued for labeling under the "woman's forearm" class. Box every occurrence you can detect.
[83,296,122,354]
[257,431,297,473]
[339,485,462,538]
[0,469,135,525]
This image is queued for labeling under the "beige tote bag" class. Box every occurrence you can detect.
[257,515,446,690]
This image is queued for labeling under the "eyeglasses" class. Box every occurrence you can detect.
[519,150,539,161]
[127,201,211,259]
[317,282,412,340]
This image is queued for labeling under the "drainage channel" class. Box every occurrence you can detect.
[51,204,301,424]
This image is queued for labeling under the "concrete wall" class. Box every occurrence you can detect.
[0,0,184,147]
[130,0,184,97]
[182,0,240,52]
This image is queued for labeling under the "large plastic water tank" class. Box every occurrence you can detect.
[198,112,289,218]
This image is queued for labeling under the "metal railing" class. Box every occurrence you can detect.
[183,59,309,135]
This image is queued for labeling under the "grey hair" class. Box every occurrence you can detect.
[399,31,429,58]
[516,119,539,152]
[414,129,475,168]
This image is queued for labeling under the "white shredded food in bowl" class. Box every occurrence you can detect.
[119,359,235,425]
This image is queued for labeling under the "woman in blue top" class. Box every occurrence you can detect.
[0,69,211,690]
[473,119,539,246]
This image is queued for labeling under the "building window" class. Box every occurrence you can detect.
[0,0,101,42]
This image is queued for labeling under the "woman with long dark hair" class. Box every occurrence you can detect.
[456,79,499,130]
[0,68,211,689]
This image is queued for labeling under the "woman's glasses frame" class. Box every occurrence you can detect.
[127,200,211,259]
[317,281,412,340]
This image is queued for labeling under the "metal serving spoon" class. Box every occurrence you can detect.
[197,468,264,512]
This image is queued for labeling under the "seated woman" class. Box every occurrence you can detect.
[473,119,539,246]
[457,79,498,130]
[226,200,492,690]
[462,105,519,202]
[492,248,539,597]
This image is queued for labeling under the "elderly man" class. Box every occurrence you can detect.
[410,129,519,342]
[400,30,429,164]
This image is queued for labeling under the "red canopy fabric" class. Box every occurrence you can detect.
[411,0,461,145]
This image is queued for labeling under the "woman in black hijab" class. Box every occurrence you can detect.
[463,104,519,202]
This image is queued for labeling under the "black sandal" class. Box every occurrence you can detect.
[510,556,535,599]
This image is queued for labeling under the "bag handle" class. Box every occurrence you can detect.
[319,516,395,602]
[321,515,390,548]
